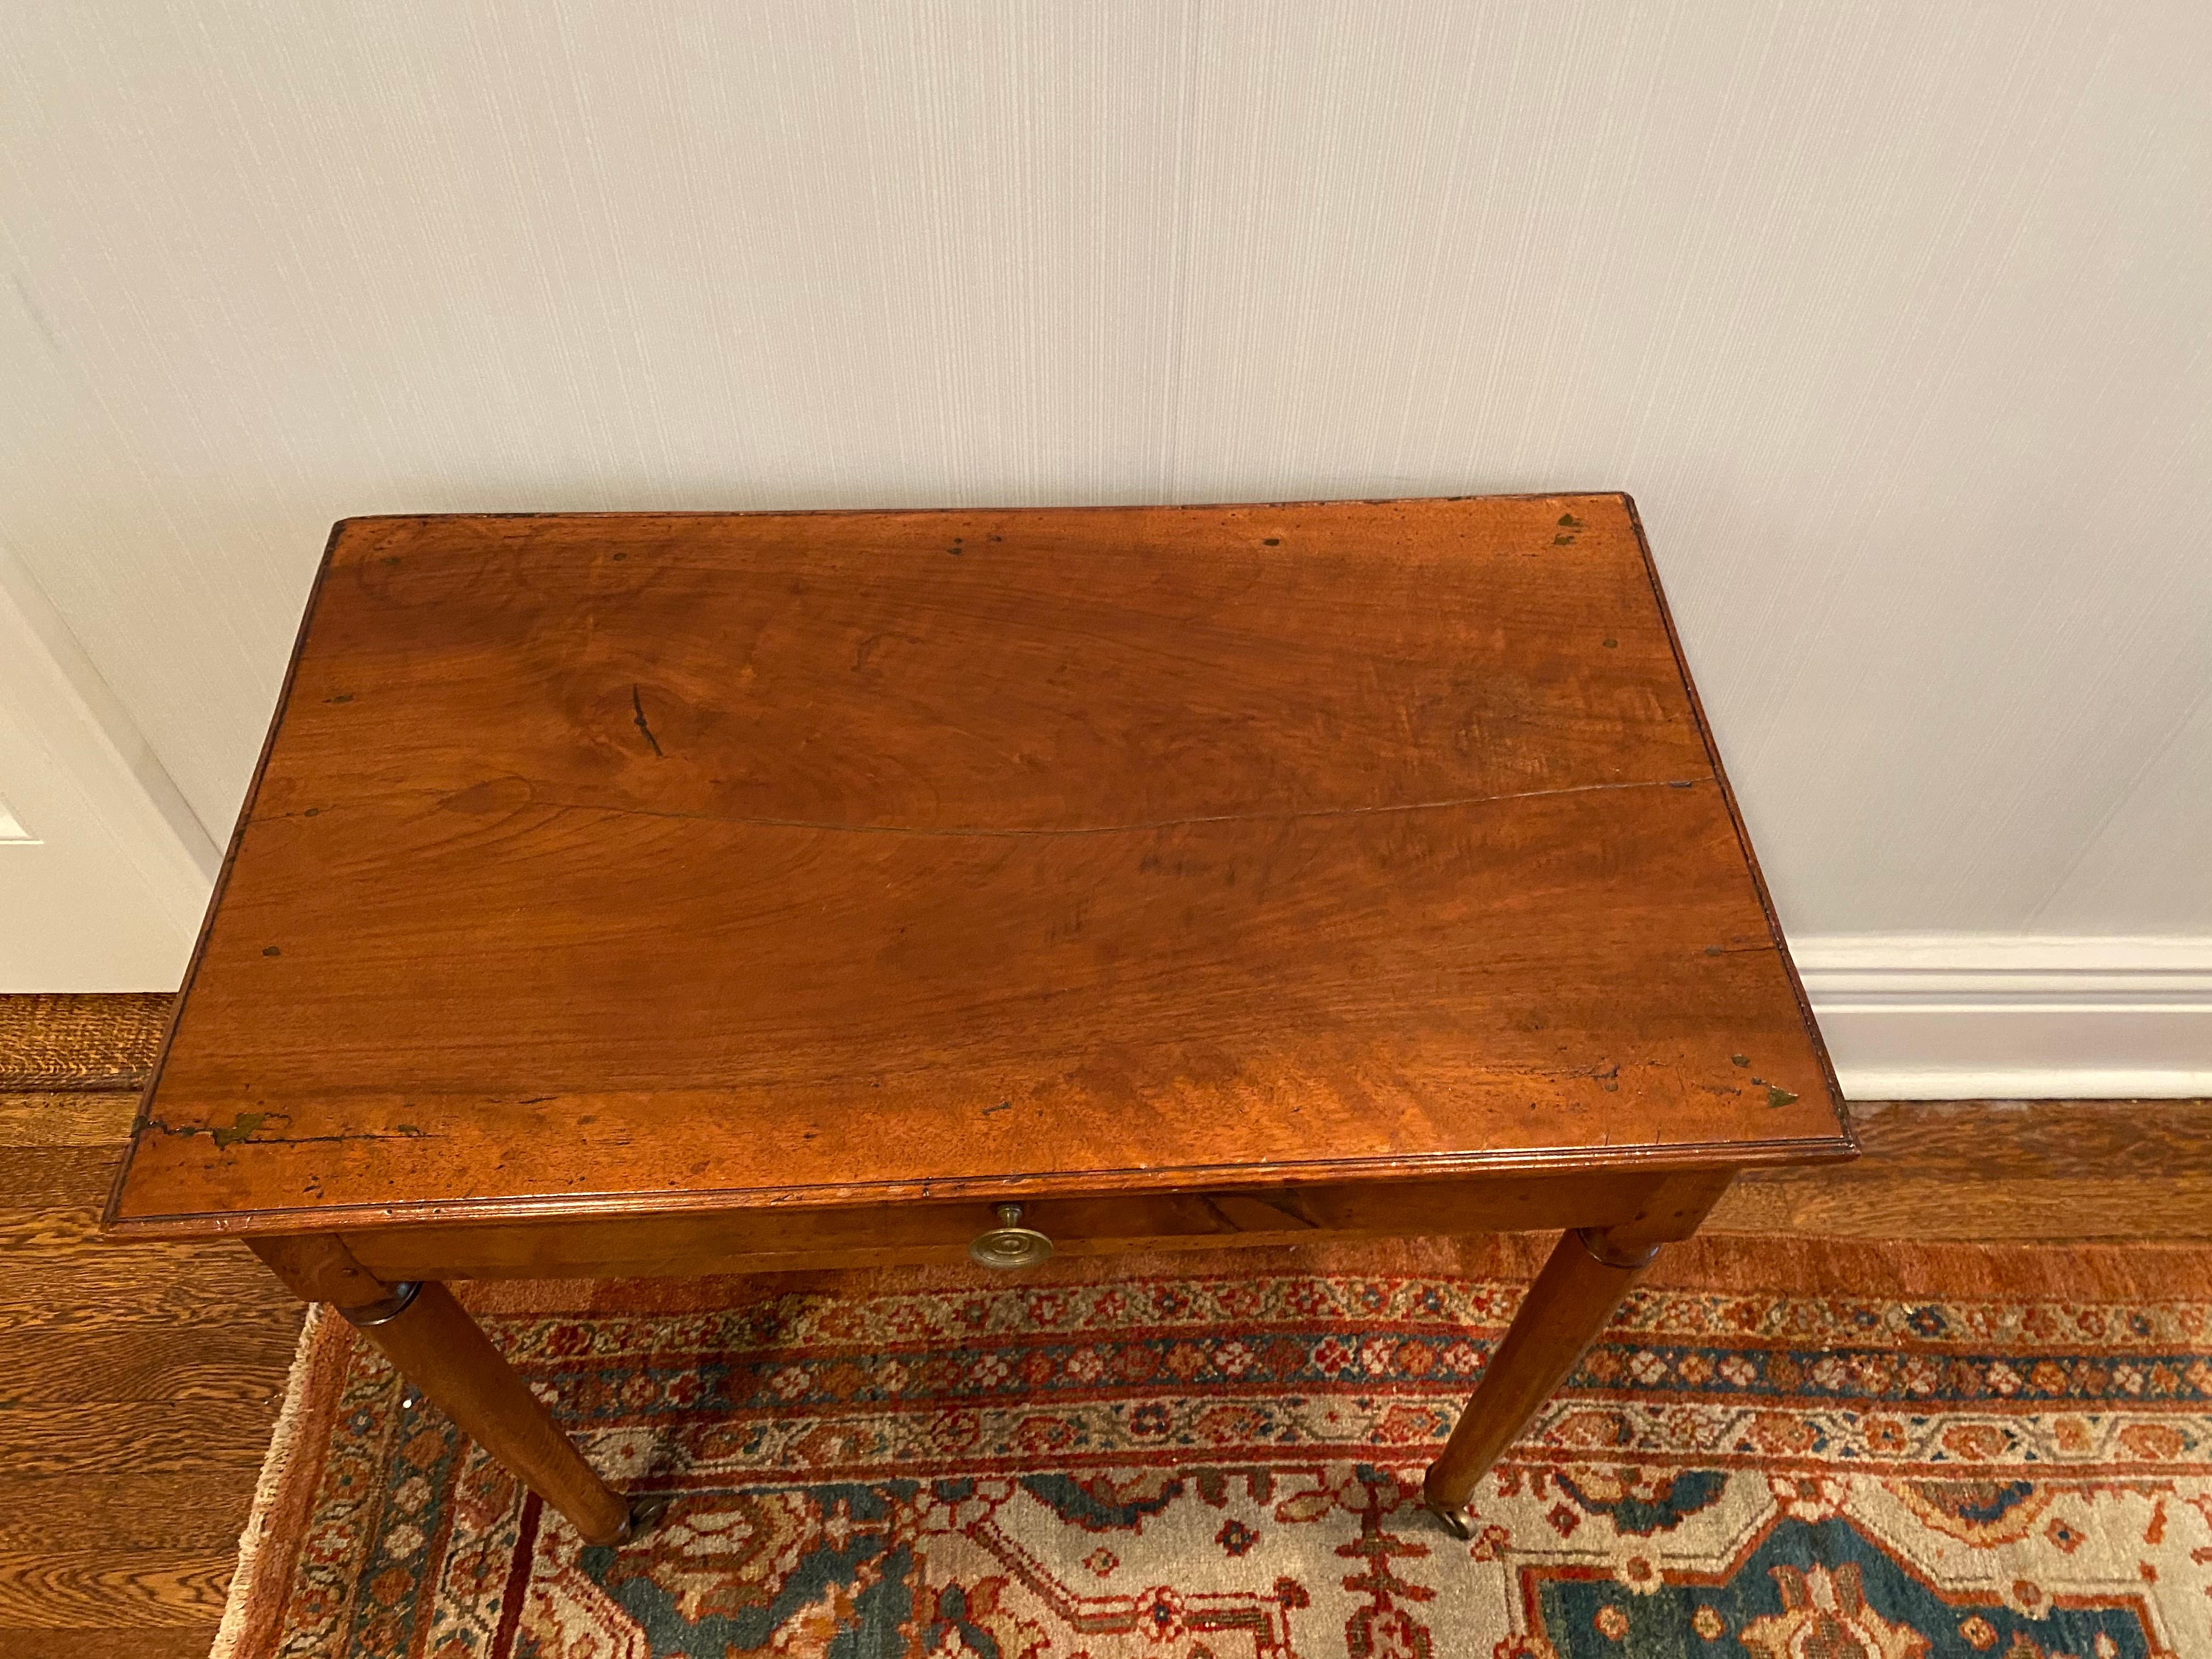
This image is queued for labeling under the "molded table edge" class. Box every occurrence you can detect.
[103,1131,1856,1242]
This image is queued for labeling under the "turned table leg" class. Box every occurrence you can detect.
[251,1237,642,1546]
[1420,1172,1733,1538]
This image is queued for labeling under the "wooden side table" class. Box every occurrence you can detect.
[105,496,1850,1543]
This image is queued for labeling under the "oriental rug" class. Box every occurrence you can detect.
[215,1235,2212,1658]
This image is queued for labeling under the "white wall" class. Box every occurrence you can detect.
[0,546,216,989]
[2,2,2207,1086]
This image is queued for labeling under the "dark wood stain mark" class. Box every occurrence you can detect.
[210,1113,268,1150]
[629,686,663,758]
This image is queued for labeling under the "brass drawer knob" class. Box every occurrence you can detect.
[969,1202,1053,1269]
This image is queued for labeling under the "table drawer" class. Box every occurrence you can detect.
[341,1167,1708,1283]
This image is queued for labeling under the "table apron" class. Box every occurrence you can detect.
[337,1167,1733,1283]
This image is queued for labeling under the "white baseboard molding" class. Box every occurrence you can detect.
[1793,934,2212,1101]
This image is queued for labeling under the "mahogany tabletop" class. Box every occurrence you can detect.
[107,496,1849,1241]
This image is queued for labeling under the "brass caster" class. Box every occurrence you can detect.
[616,1493,671,1542]
[1423,1493,1474,1541]
[336,1280,422,1328]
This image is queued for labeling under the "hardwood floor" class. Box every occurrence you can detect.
[0,998,301,1659]
[1711,1097,2212,1241]
[1,993,2207,1655]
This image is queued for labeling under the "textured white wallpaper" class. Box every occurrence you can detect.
[3,0,2208,938]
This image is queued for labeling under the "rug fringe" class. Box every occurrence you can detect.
[210,1305,324,1659]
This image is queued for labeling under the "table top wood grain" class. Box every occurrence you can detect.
[107,496,1849,1240]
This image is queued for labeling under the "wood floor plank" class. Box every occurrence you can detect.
[0,1145,126,1209]
[0,1472,259,1554]
[0,1207,300,1334]
[1712,1098,2212,1242]
[0,1627,217,1659]
[0,992,171,1092]
[0,1204,266,1268]
[0,1548,232,1628]
[0,1401,298,1477]
[1826,1097,2209,1180]
[1717,1175,2212,1242]
[0,1090,140,1146]
[0,1326,297,1405]
[0,1261,303,1334]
